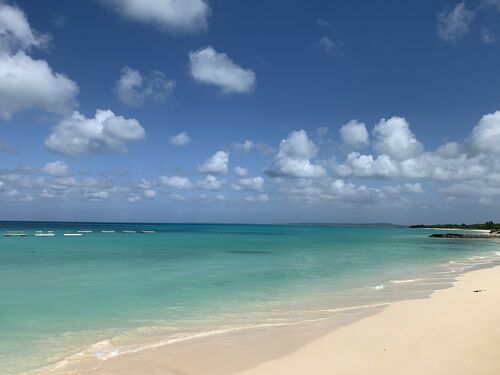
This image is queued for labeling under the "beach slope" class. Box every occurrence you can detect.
[239,266,500,375]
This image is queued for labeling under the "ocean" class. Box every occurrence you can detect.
[1,222,499,374]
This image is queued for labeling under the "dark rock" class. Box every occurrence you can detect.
[429,233,500,239]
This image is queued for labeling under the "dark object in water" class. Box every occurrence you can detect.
[429,233,500,239]
[473,289,486,293]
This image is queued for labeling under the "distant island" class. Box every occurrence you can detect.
[410,221,500,238]
[409,221,500,231]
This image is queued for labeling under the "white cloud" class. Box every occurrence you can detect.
[234,166,249,177]
[437,2,474,42]
[469,111,500,154]
[233,176,264,191]
[3,188,32,202]
[45,109,145,155]
[160,176,193,189]
[115,66,175,107]
[85,191,109,201]
[198,150,229,174]
[127,195,142,203]
[0,52,78,119]
[189,46,256,94]
[198,174,224,190]
[138,178,154,189]
[340,120,369,148]
[267,130,325,178]
[0,3,78,120]
[233,140,274,155]
[0,3,49,54]
[383,183,424,194]
[42,161,69,177]
[102,0,210,34]
[337,152,399,178]
[373,117,423,160]
[245,193,269,203]
[169,132,191,146]
[143,189,157,199]
[232,140,254,152]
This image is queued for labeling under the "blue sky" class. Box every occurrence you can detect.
[1,0,500,224]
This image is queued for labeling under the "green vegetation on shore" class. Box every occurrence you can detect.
[409,221,500,231]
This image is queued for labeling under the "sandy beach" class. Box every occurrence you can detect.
[239,264,500,375]
[44,264,500,375]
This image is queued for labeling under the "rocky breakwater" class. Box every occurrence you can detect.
[430,233,500,239]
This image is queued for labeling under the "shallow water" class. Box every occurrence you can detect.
[1,222,499,374]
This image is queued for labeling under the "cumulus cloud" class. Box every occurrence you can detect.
[234,166,249,177]
[169,132,191,146]
[332,114,497,184]
[160,176,193,189]
[0,166,136,204]
[0,53,78,119]
[115,66,175,107]
[189,46,256,94]
[340,120,369,148]
[2,188,32,202]
[0,3,78,120]
[198,150,229,174]
[383,183,424,194]
[42,160,69,177]
[143,189,157,199]
[266,130,325,178]
[437,2,474,42]
[198,174,224,190]
[469,111,500,154]
[102,0,210,34]
[233,176,264,191]
[138,178,154,190]
[232,140,274,155]
[85,190,109,201]
[373,117,423,160]
[0,3,50,53]
[45,109,145,155]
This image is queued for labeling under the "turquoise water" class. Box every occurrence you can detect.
[1,222,499,374]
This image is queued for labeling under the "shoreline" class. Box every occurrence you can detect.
[38,260,500,375]
[417,227,493,233]
[238,264,500,375]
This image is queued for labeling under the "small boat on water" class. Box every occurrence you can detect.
[122,230,137,233]
[141,230,155,234]
[63,233,82,237]
[101,230,115,233]
[35,232,55,237]
[4,232,27,237]
[77,230,92,233]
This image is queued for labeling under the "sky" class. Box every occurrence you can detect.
[1,0,500,224]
